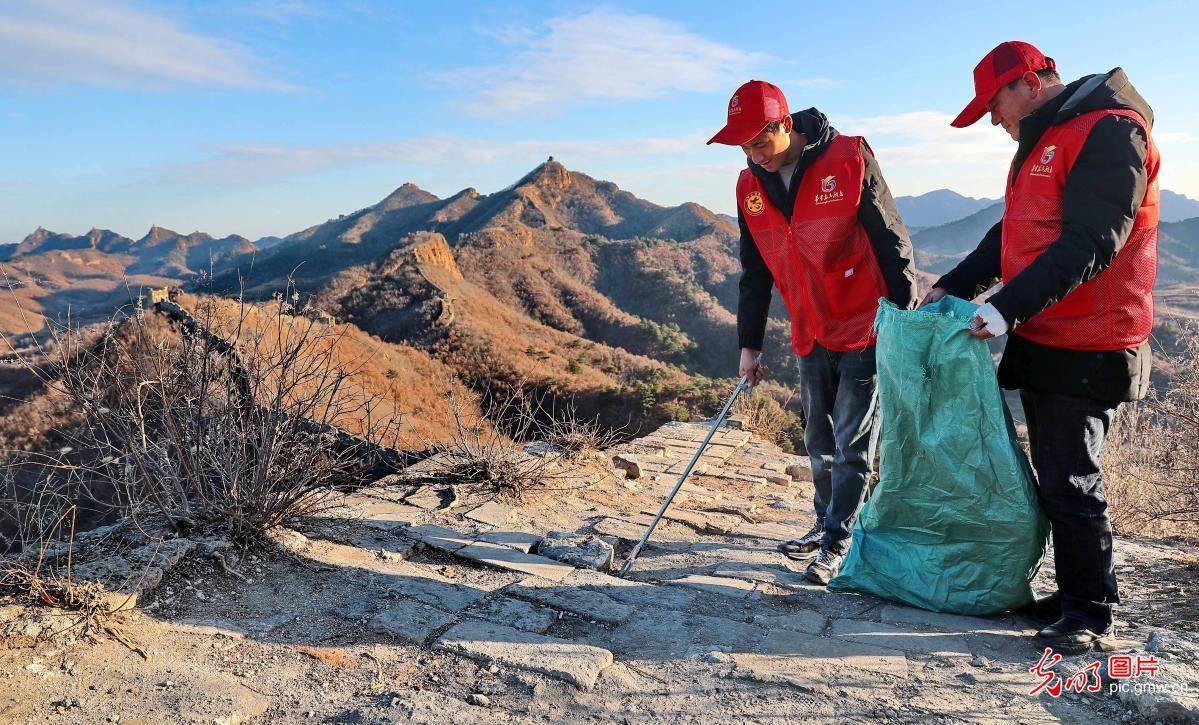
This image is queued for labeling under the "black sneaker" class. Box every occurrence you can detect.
[1035,616,1117,655]
[804,544,845,586]
[779,522,825,560]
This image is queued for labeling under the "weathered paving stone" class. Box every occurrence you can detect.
[404,523,475,552]
[666,574,758,599]
[591,518,689,550]
[1119,630,1199,721]
[752,611,829,636]
[603,609,767,659]
[435,620,613,690]
[560,569,699,611]
[466,597,557,634]
[640,507,741,535]
[536,532,614,571]
[713,561,809,589]
[475,530,542,554]
[387,572,488,612]
[735,521,802,541]
[506,578,633,625]
[463,501,513,528]
[125,538,195,568]
[369,599,455,644]
[830,618,973,658]
[785,463,810,480]
[403,486,459,511]
[877,604,1016,634]
[341,494,422,530]
[736,628,909,683]
[455,541,575,582]
[611,454,642,479]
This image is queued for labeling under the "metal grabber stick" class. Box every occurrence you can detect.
[617,357,760,577]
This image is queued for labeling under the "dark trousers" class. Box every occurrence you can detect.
[1020,390,1120,631]
[798,342,880,548]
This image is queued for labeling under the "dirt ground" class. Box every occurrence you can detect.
[2,422,1196,724]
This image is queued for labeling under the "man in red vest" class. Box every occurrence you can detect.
[923,42,1158,653]
[708,81,918,585]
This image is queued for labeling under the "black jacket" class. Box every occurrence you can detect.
[737,108,918,351]
[935,69,1154,402]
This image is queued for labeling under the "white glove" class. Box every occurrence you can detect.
[974,302,1009,337]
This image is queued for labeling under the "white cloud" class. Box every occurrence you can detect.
[0,0,291,90]
[447,10,766,115]
[154,132,709,185]
[835,111,1015,198]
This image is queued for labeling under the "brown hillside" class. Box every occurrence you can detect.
[0,292,482,455]
[313,232,749,436]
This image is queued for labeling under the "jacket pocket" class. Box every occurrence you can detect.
[822,251,877,319]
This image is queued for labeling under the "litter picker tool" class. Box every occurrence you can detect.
[617,358,760,577]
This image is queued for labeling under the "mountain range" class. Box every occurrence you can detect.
[3,163,1198,363]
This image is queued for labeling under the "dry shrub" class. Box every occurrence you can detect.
[410,383,619,500]
[413,384,563,499]
[4,287,404,548]
[732,384,802,452]
[1105,328,1199,541]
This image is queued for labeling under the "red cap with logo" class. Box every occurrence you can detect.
[707,80,790,145]
[951,41,1056,128]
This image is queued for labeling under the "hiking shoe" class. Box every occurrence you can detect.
[1035,616,1117,655]
[779,522,825,560]
[804,544,845,586]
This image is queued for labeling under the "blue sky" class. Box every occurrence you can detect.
[1,0,1196,243]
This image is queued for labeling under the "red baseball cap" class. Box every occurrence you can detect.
[707,80,790,145]
[951,41,1056,128]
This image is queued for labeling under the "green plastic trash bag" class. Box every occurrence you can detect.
[828,296,1049,615]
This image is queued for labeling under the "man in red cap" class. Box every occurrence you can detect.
[922,42,1159,653]
[709,80,918,585]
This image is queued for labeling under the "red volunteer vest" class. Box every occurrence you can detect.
[1002,109,1160,350]
[738,134,886,355]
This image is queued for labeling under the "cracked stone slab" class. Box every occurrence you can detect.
[368,599,455,645]
[463,501,514,528]
[466,597,557,634]
[506,578,632,625]
[603,608,767,659]
[386,571,489,612]
[559,569,699,611]
[435,620,613,690]
[640,507,741,535]
[455,541,574,582]
[752,611,829,636]
[737,628,909,683]
[830,618,973,658]
[591,518,689,550]
[403,524,475,552]
[713,561,809,590]
[666,574,758,599]
[475,530,542,554]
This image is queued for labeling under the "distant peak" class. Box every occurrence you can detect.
[519,158,571,189]
[376,182,440,211]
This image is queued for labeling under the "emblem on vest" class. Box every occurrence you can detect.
[815,175,844,205]
[1030,145,1056,178]
[744,190,765,216]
